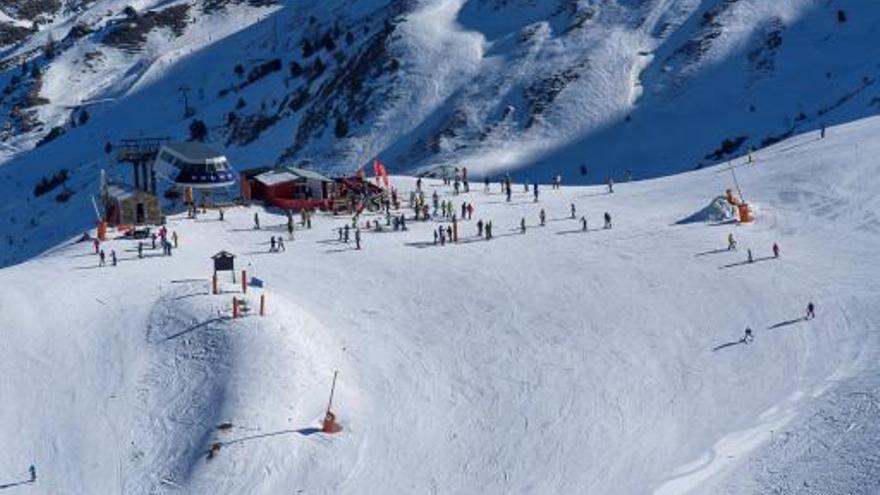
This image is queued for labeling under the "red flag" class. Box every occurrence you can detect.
[374,158,390,188]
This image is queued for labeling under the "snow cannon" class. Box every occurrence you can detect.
[322,410,342,434]
[737,203,755,223]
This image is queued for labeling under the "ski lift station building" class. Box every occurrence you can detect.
[154,142,236,190]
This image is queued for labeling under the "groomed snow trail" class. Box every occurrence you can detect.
[1,117,879,493]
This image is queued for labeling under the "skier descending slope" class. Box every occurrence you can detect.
[728,233,737,251]
[806,302,816,319]
[743,327,754,344]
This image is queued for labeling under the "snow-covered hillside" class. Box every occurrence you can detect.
[1,116,879,493]
[2,0,880,265]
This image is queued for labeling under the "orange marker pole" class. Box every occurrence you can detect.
[260,293,266,316]
[233,298,240,319]
[322,370,342,433]
[212,273,218,295]
[241,270,247,294]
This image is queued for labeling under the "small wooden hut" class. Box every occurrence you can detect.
[104,184,162,225]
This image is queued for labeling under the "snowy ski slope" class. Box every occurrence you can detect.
[1,117,879,493]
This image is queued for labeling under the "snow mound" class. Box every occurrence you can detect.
[676,196,738,224]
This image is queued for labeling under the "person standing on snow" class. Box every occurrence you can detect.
[277,237,286,252]
[806,302,816,320]
[581,216,588,231]
[343,224,350,243]
[477,219,484,237]
[570,203,576,219]
[533,183,539,202]
[743,327,754,344]
[355,228,362,250]
[254,212,261,230]
[434,229,439,245]
[270,236,276,253]
[111,250,117,266]
[151,233,157,250]
[172,231,178,248]
[93,238,100,254]
[484,176,490,192]
[467,203,474,220]
[728,233,737,251]
[604,212,612,229]
[608,177,614,194]
[772,243,780,258]
[138,241,144,259]
[521,217,527,234]
[539,209,546,226]
[747,248,753,263]
[99,249,106,267]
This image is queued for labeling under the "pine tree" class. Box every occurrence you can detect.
[189,119,208,142]
[335,117,349,138]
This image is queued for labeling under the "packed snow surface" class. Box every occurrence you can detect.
[1,118,880,493]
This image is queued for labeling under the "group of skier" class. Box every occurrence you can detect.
[268,236,286,252]
[727,233,782,263]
